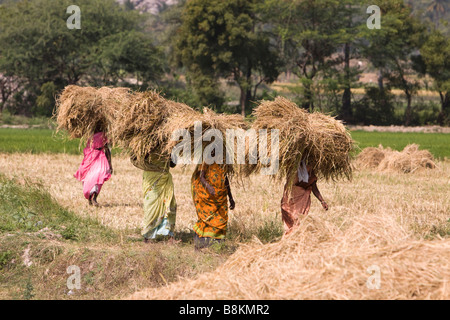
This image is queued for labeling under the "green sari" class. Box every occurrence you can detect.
[132,154,176,239]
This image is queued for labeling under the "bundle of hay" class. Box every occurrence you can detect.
[378,144,436,173]
[355,145,388,169]
[127,215,450,300]
[357,144,436,173]
[111,90,248,176]
[245,97,354,187]
[111,90,198,163]
[54,85,132,143]
[159,107,250,176]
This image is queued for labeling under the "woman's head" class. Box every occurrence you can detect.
[94,123,104,134]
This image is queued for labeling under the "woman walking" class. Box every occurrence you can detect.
[131,154,177,243]
[74,130,112,206]
[281,160,328,235]
[191,162,235,249]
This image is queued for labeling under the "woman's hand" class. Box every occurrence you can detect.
[229,198,235,210]
[206,184,216,196]
[321,200,328,211]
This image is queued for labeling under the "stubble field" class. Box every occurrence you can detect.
[0,150,449,299]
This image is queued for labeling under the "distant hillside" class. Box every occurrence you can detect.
[406,0,450,34]
[116,0,178,14]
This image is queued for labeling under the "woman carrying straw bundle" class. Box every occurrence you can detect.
[131,154,177,243]
[281,160,328,235]
[191,153,235,249]
[74,127,113,206]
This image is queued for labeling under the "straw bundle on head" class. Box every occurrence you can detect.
[159,107,249,176]
[112,90,175,162]
[356,144,436,173]
[245,96,354,187]
[54,85,133,143]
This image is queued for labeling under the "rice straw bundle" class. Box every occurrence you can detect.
[159,107,250,176]
[111,90,190,163]
[378,144,436,173]
[355,145,387,169]
[54,85,133,143]
[356,144,436,173]
[245,97,354,188]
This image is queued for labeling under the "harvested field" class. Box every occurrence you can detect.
[348,125,450,134]
[0,153,449,299]
[129,218,450,300]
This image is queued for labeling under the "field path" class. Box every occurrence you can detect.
[0,153,283,234]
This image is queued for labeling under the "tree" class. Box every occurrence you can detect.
[174,0,280,115]
[260,0,359,113]
[419,29,450,124]
[0,0,164,114]
[361,0,426,126]
[426,0,447,28]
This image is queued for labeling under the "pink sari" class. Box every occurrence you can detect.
[74,132,111,199]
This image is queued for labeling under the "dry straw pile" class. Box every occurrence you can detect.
[56,85,249,173]
[54,85,133,142]
[357,144,436,173]
[111,90,199,163]
[55,87,353,179]
[111,89,249,175]
[160,107,249,175]
[246,97,354,187]
[128,215,450,300]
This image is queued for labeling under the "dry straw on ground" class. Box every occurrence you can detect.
[0,154,449,299]
[54,85,133,143]
[128,215,450,300]
[356,144,436,173]
[245,97,354,188]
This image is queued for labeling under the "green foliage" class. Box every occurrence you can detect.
[0,250,13,270]
[360,0,427,125]
[353,87,397,125]
[23,278,35,300]
[418,29,450,124]
[174,0,280,113]
[257,218,283,244]
[408,100,441,126]
[0,129,81,154]
[351,130,450,159]
[0,0,164,115]
[261,0,362,111]
[36,82,57,117]
[0,174,118,243]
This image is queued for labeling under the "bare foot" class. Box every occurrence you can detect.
[166,237,181,245]
[92,193,99,206]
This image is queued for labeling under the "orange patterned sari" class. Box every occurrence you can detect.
[191,163,228,239]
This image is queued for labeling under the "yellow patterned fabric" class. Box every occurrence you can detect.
[191,163,228,239]
[137,154,176,239]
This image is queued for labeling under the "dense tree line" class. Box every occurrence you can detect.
[0,0,449,125]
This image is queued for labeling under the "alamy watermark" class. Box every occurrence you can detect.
[367,5,381,30]
[366,265,381,289]
[66,5,81,30]
[170,122,279,175]
[66,265,81,291]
